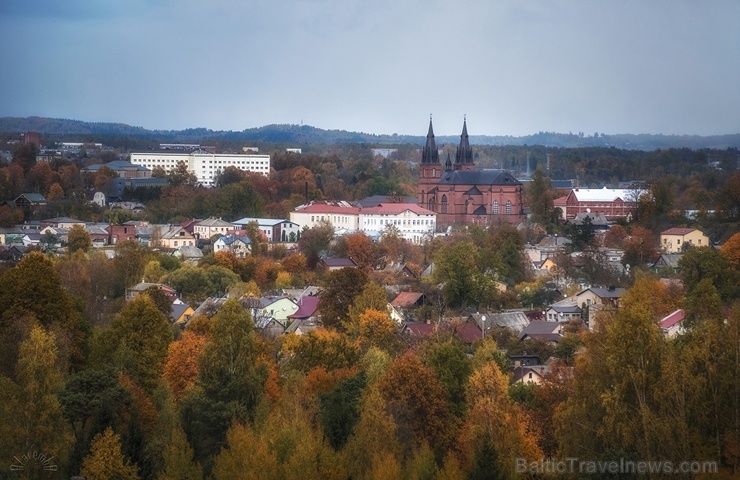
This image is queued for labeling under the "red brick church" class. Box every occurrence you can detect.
[418,117,526,227]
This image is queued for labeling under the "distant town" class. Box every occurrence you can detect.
[0,118,738,478]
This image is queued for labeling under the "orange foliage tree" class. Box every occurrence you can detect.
[162,331,207,398]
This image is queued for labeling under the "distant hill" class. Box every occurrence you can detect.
[1,116,738,150]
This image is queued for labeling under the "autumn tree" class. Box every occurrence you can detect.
[166,160,197,187]
[720,232,740,270]
[162,331,207,398]
[157,425,203,480]
[0,326,73,478]
[80,427,139,480]
[318,267,369,330]
[421,337,473,417]
[319,372,367,450]
[0,251,88,372]
[345,231,376,271]
[47,181,65,200]
[67,224,92,253]
[458,363,541,478]
[357,309,397,351]
[346,281,388,334]
[283,328,361,373]
[378,353,453,455]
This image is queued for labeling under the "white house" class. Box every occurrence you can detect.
[213,234,252,258]
[253,296,299,325]
[130,150,270,186]
[290,201,360,231]
[194,217,235,240]
[232,217,302,243]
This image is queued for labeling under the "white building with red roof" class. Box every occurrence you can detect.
[289,201,361,231]
[290,201,436,244]
[659,309,685,338]
[359,203,436,244]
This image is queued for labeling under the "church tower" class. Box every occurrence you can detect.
[418,116,440,208]
[454,117,475,171]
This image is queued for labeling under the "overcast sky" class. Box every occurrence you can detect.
[1,0,739,137]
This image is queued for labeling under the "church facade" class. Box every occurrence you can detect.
[417,118,526,228]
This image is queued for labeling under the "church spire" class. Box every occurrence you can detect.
[445,153,452,171]
[455,116,473,165]
[421,115,440,164]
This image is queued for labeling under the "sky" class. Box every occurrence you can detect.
[1,0,739,137]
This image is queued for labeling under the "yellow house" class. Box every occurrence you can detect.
[171,303,195,326]
[660,228,709,253]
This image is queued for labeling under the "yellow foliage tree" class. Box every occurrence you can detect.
[80,427,139,480]
[162,331,207,398]
[357,309,396,350]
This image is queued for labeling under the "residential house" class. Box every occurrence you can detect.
[170,302,195,326]
[575,287,626,310]
[651,253,683,274]
[518,321,562,343]
[659,309,686,338]
[389,291,424,323]
[511,364,549,385]
[358,203,436,244]
[545,305,582,323]
[401,321,483,345]
[213,234,252,258]
[660,228,710,253]
[0,245,26,263]
[0,227,25,246]
[253,296,299,325]
[194,217,234,240]
[107,224,137,245]
[13,193,48,214]
[159,226,196,249]
[320,257,358,271]
[232,217,302,243]
[285,318,321,335]
[126,282,179,302]
[288,295,320,323]
[468,310,531,335]
[173,245,204,263]
[41,217,86,229]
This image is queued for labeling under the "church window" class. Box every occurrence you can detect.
[492,201,499,215]
[428,199,434,211]
[441,195,448,214]
[506,200,512,215]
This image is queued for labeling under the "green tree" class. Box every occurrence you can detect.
[298,222,334,269]
[346,281,388,334]
[181,299,267,463]
[105,295,173,392]
[319,372,367,450]
[166,161,197,187]
[422,338,472,417]
[526,168,556,226]
[80,427,139,480]
[67,224,92,253]
[0,251,88,372]
[434,240,490,308]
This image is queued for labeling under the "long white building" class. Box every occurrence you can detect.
[130,150,270,186]
[290,201,436,244]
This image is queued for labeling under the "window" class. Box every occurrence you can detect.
[492,201,499,215]
[506,200,512,215]
[441,195,448,214]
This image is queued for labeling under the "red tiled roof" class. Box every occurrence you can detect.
[661,227,697,236]
[360,203,435,215]
[659,309,685,329]
[391,292,424,308]
[295,203,360,214]
[288,296,320,320]
[553,196,568,206]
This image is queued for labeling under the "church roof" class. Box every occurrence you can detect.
[420,117,440,164]
[455,118,473,164]
[437,169,521,186]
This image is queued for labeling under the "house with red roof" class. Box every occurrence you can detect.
[659,309,685,338]
[660,228,709,253]
[563,187,641,221]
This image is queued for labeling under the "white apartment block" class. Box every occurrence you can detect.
[290,201,361,231]
[130,150,270,186]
